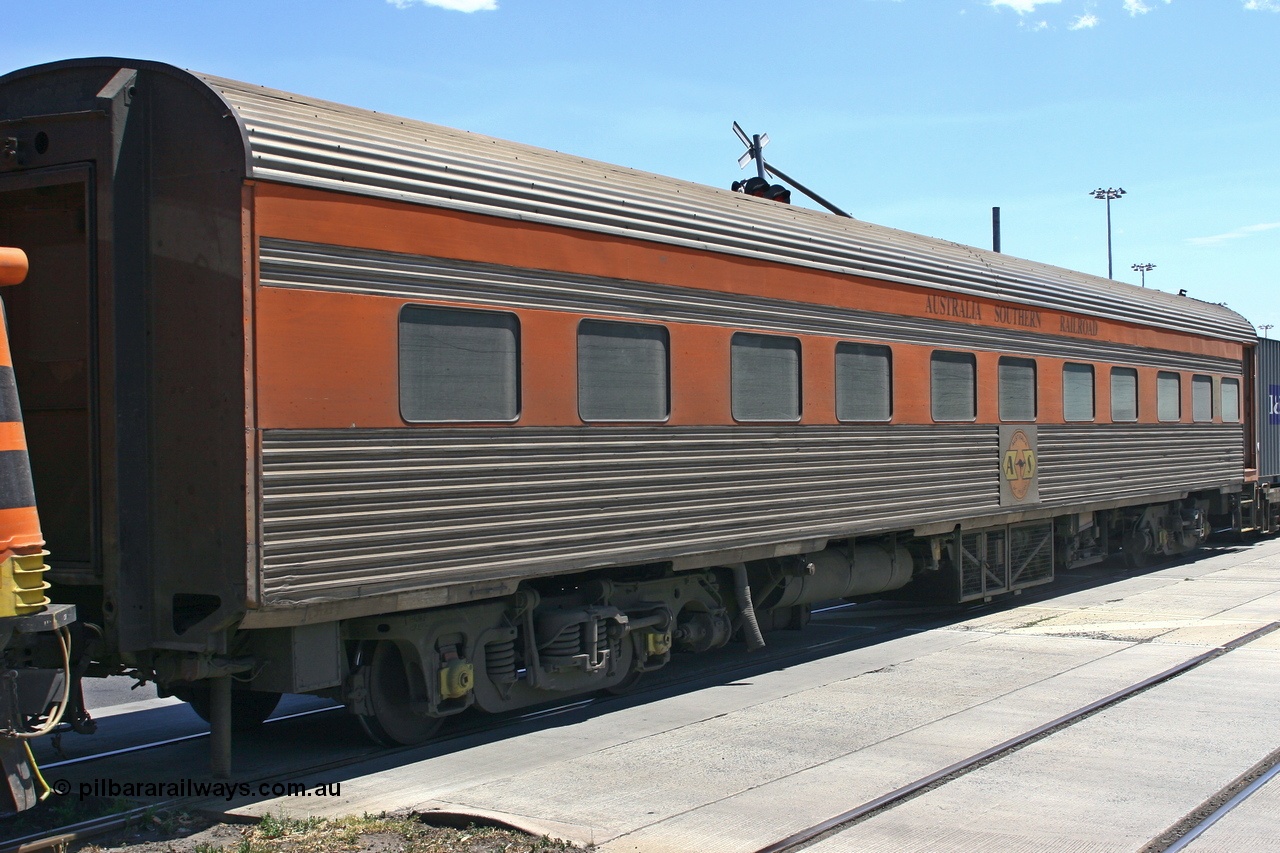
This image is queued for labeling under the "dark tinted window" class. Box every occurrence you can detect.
[836,343,892,422]
[998,357,1036,422]
[732,333,801,422]
[1063,363,1095,422]
[1110,367,1138,422]
[578,320,670,421]
[931,351,976,422]
[1192,375,1213,422]
[1158,372,1181,422]
[400,305,519,422]
[1222,378,1241,423]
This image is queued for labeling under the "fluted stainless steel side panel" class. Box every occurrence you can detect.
[1037,425,1243,504]
[259,239,1242,375]
[193,73,1254,344]
[258,426,1000,607]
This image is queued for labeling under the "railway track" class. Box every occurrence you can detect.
[40,559,1136,766]
[0,547,1254,852]
[751,620,1280,853]
[1,593,945,851]
[27,591,1010,770]
[1147,745,1280,853]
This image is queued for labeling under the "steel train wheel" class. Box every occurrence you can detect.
[1122,529,1152,569]
[353,640,443,747]
[604,667,644,696]
[174,682,282,733]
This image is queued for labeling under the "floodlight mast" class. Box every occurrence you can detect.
[732,122,852,218]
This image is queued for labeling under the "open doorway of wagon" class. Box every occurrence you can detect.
[0,171,97,582]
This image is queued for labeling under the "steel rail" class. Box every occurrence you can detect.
[39,705,342,770]
[0,594,959,853]
[28,595,939,772]
[752,620,1280,853]
[1,804,164,853]
[1157,748,1280,853]
[3,551,1213,853]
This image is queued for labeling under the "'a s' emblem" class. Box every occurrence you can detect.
[1002,428,1037,501]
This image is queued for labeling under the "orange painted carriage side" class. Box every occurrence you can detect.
[249,181,1244,432]
[250,182,1243,365]
[801,336,837,425]
[254,286,825,429]
[253,280,1239,430]
[670,323,733,425]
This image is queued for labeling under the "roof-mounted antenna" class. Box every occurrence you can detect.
[732,122,852,218]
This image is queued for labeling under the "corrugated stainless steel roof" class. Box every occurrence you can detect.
[195,71,1255,343]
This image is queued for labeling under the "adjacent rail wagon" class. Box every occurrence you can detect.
[1,58,1277,775]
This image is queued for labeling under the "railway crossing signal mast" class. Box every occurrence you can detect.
[731,122,852,218]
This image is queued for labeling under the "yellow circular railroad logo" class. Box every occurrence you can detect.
[1002,429,1037,500]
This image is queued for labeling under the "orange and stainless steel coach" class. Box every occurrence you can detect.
[1,58,1275,761]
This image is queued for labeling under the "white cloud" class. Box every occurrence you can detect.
[988,0,1062,13]
[388,0,497,11]
[1070,13,1100,28]
[1125,0,1172,14]
[1244,0,1280,10]
[1188,222,1280,247]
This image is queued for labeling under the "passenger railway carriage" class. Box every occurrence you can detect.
[0,58,1276,755]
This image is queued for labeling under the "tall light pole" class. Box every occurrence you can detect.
[1131,262,1155,287]
[1261,324,1274,339]
[1090,187,1126,279]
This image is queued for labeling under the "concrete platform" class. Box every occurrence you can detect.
[230,538,1280,852]
[805,647,1280,852]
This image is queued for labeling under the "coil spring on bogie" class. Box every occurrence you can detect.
[595,620,613,664]
[544,624,582,658]
[486,639,517,683]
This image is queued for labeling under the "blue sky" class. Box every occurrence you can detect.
[5,1,1278,333]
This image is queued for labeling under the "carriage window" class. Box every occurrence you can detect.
[836,343,891,422]
[1191,375,1214,422]
[1111,367,1138,422]
[399,305,519,422]
[732,333,801,422]
[998,357,1036,422]
[1062,363,1095,422]
[578,320,669,422]
[1157,371,1181,422]
[930,351,976,422]
[1221,378,1241,423]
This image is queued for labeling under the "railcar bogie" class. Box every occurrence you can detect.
[336,570,732,743]
[158,506,1213,748]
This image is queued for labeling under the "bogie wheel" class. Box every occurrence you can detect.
[174,682,282,733]
[1121,530,1152,569]
[353,641,443,747]
[1124,547,1150,570]
[604,666,643,696]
